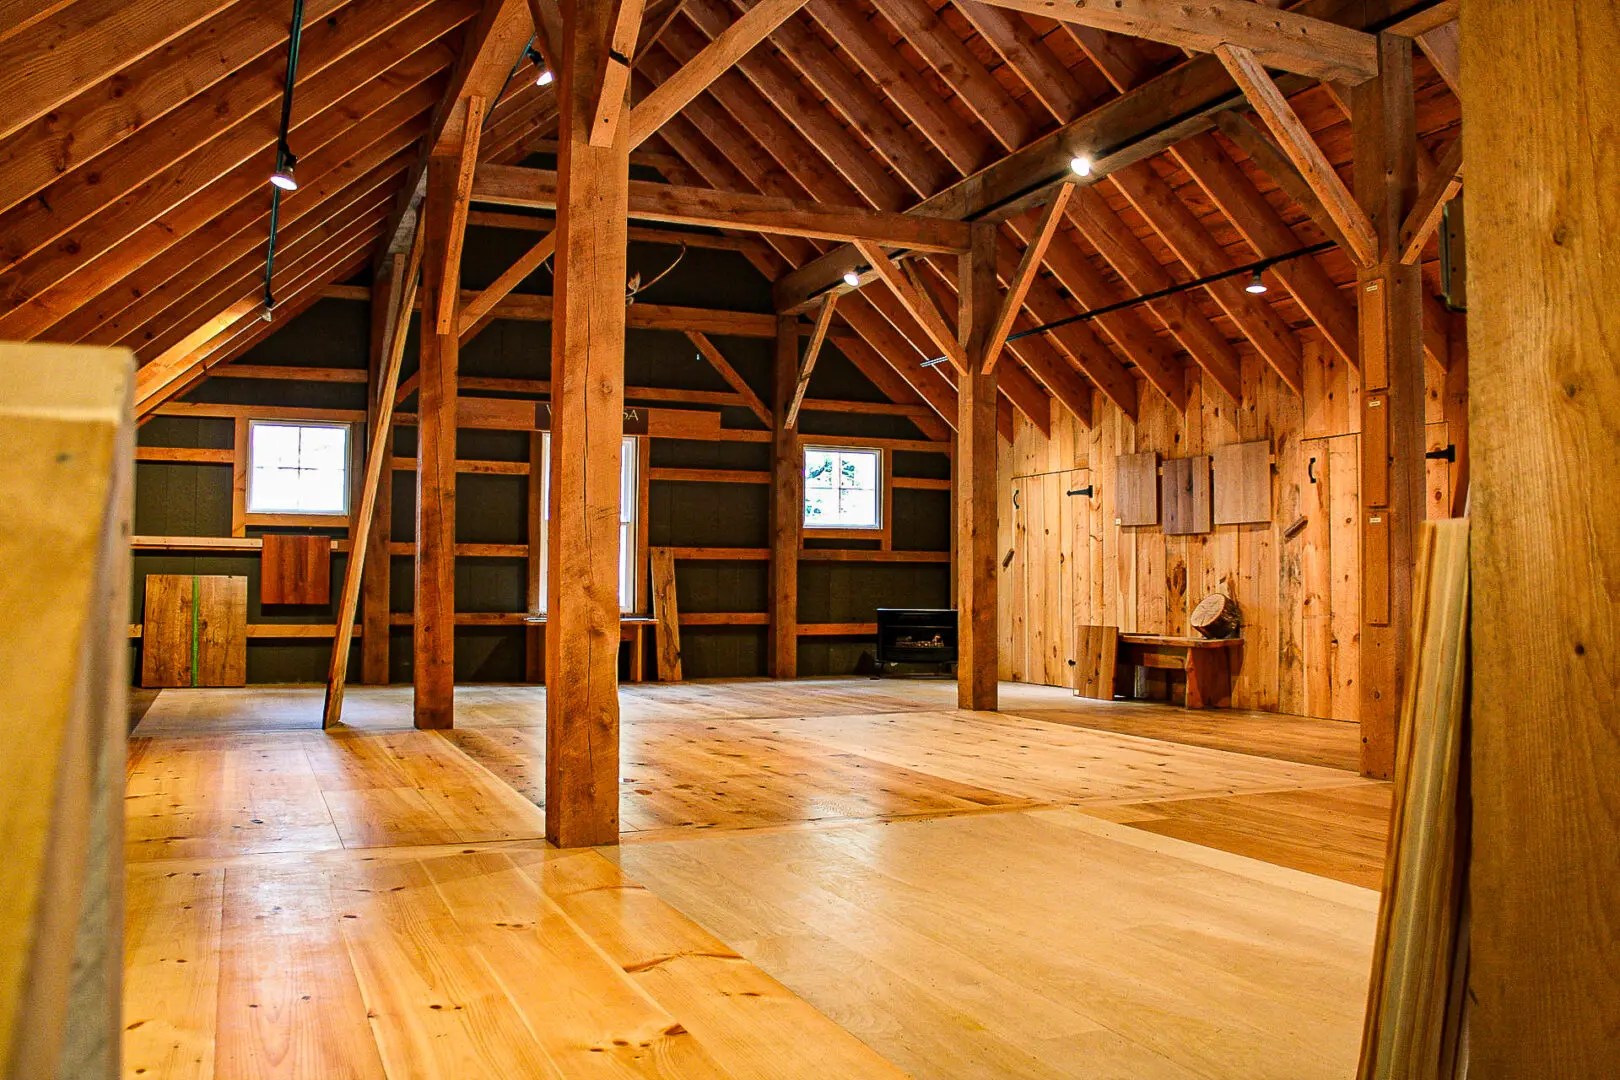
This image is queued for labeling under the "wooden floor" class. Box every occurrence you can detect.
[126,678,1390,1079]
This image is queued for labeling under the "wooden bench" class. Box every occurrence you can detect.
[1075,626,1241,709]
[522,615,658,683]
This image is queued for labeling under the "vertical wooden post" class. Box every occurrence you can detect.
[770,313,800,677]
[1352,33,1424,778]
[524,429,545,682]
[1467,0,1620,1072]
[361,257,400,685]
[546,0,630,848]
[957,222,999,710]
[414,158,459,729]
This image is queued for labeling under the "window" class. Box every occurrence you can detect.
[246,420,349,515]
[804,445,881,529]
[536,434,640,613]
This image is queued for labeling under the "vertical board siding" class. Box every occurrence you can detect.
[997,344,1409,720]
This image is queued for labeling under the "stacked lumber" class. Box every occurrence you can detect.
[1358,519,1471,1079]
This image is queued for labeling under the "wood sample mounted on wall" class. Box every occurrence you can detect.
[260,534,331,605]
[1161,456,1212,535]
[1213,441,1273,524]
[1116,451,1160,526]
[141,575,247,688]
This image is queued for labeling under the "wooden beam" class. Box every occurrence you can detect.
[435,94,485,334]
[1414,21,1459,97]
[974,0,1378,82]
[413,154,463,730]
[1214,109,1355,255]
[588,0,647,147]
[457,229,556,337]
[1065,184,1243,403]
[361,256,404,685]
[957,222,998,710]
[378,0,531,259]
[1466,2,1620,1071]
[471,164,973,251]
[547,0,630,848]
[0,0,238,145]
[625,0,809,147]
[784,294,837,428]
[983,184,1071,374]
[854,242,967,371]
[773,0,1426,311]
[769,314,801,677]
[323,238,420,727]
[687,330,771,426]
[1353,33,1425,780]
[1216,43,1379,267]
[1399,138,1463,265]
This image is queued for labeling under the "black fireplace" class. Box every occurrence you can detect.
[875,608,958,675]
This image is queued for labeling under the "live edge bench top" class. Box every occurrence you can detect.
[1118,633,1240,649]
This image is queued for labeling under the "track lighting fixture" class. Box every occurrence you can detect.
[1245,269,1267,294]
[526,44,554,86]
[842,269,862,288]
[1069,155,1093,177]
[270,145,297,191]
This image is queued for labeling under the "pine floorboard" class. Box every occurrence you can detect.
[125,678,1390,1079]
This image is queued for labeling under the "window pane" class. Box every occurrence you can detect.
[621,436,636,523]
[247,422,348,514]
[804,450,835,488]
[252,424,302,469]
[804,446,880,528]
[804,488,835,525]
[620,521,632,611]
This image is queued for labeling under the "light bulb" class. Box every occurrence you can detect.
[842,270,862,288]
[1246,269,1267,294]
[270,148,297,191]
[1069,155,1093,177]
[536,68,554,87]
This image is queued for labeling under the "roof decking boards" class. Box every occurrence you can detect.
[0,0,1461,433]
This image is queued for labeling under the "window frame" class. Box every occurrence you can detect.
[241,418,354,523]
[535,432,642,615]
[802,443,885,533]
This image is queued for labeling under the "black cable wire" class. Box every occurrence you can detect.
[915,240,1336,368]
[263,0,308,313]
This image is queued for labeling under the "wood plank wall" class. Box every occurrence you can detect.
[998,342,1460,718]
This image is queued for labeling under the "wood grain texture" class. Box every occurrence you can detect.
[124,676,1385,1080]
[1161,455,1212,535]
[1466,0,1620,1072]
[545,0,629,847]
[957,223,999,709]
[0,341,130,1080]
[1115,450,1160,527]
[649,547,684,682]
[1213,441,1272,525]
[260,534,331,605]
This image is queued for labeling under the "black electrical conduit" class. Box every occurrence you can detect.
[262,0,307,315]
[916,239,1336,369]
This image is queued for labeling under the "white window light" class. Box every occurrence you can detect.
[536,433,639,613]
[246,420,349,515]
[804,445,882,530]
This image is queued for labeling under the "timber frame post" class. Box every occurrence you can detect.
[770,313,801,677]
[1352,33,1425,778]
[1466,0,1620,1071]
[361,258,400,685]
[545,0,631,848]
[413,156,462,730]
[957,222,999,710]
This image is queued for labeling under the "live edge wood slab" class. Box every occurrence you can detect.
[1116,633,1240,710]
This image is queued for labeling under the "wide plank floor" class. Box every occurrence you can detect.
[127,678,1389,1079]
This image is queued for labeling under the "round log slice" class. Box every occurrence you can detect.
[1190,592,1241,639]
